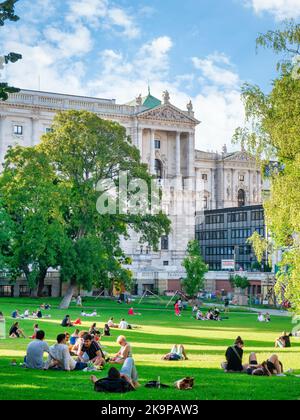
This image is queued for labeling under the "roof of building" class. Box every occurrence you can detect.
[126,89,162,109]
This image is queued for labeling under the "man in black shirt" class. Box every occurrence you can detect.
[78,334,105,367]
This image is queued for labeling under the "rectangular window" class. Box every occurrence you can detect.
[45,127,53,134]
[155,140,161,149]
[239,175,245,182]
[0,285,13,297]
[163,261,169,266]
[13,125,23,135]
[161,235,169,251]
[202,174,208,181]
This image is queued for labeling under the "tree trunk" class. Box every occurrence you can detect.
[37,267,48,297]
[59,280,76,309]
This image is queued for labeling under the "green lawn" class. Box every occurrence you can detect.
[0,297,299,400]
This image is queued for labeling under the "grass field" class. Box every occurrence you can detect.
[0,297,299,400]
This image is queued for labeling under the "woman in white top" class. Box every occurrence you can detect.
[110,336,132,364]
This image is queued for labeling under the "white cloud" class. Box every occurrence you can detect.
[192,53,240,88]
[66,0,140,39]
[0,1,244,153]
[245,0,300,20]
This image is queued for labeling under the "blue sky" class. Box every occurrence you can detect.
[1,0,299,151]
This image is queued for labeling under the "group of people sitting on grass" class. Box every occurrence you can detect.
[258,312,271,322]
[23,328,139,390]
[193,307,221,321]
[222,336,289,376]
[11,307,51,320]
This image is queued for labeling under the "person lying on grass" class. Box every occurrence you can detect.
[91,361,139,393]
[162,344,189,361]
[128,308,141,316]
[48,333,88,371]
[77,333,106,368]
[110,336,132,365]
[119,318,132,330]
[246,353,285,376]
[275,331,292,348]
[9,321,26,338]
[222,336,246,373]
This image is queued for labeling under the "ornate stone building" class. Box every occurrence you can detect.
[0,89,264,296]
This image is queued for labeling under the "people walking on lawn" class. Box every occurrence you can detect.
[76,295,82,307]
[9,321,26,338]
[25,330,54,370]
[77,333,105,368]
[162,344,189,361]
[175,300,181,317]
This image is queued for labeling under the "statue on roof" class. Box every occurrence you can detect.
[136,94,142,106]
[187,100,194,116]
[163,90,170,105]
[222,144,228,154]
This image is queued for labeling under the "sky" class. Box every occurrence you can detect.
[1,0,300,152]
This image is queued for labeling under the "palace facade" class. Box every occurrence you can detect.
[0,89,268,296]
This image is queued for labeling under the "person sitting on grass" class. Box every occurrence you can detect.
[91,365,137,393]
[265,313,271,322]
[89,323,98,335]
[61,315,73,327]
[9,321,26,338]
[275,332,292,348]
[70,329,80,346]
[49,334,87,371]
[110,336,132,365]
[0,311,4,320]
[31,324,40,340]
[78,334,105,368]
[258,313,265,322]
[128,308,141,316]
[196,310,204,321]
[11,309,20,319]
[107,317,118,328]
[25,330,53,370]
[71,330,88,355]
[162,344,189,361]
[222,336,246,373]
[104,324,111,337]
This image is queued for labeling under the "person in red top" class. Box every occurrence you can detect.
[175,301,181,317]
[128,308,134,316]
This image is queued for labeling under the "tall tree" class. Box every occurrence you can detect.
[39,111,170,308]
[233,20,300,313]
[0,0,22,101]
[0,146,69,296]
[182,240,208,298]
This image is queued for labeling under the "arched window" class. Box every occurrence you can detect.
[155,159,163,179]
[238,189,246,207]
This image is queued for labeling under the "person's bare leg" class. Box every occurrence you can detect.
[179,345,188,360]
[90,375,98,384]
[269,354,282,374]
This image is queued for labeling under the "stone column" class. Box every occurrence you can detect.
[32,117,39,146]
[176,131,181,177]
[137,127,143,155]
[188,131,195,178]
[150,129,155,175]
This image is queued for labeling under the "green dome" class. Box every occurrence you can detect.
[126,92,162,109]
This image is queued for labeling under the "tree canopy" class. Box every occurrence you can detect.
[233,20,300,313]
[0,0,22,101]
[182,240,208,297]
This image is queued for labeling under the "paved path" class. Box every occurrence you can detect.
[203,302,291,317]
